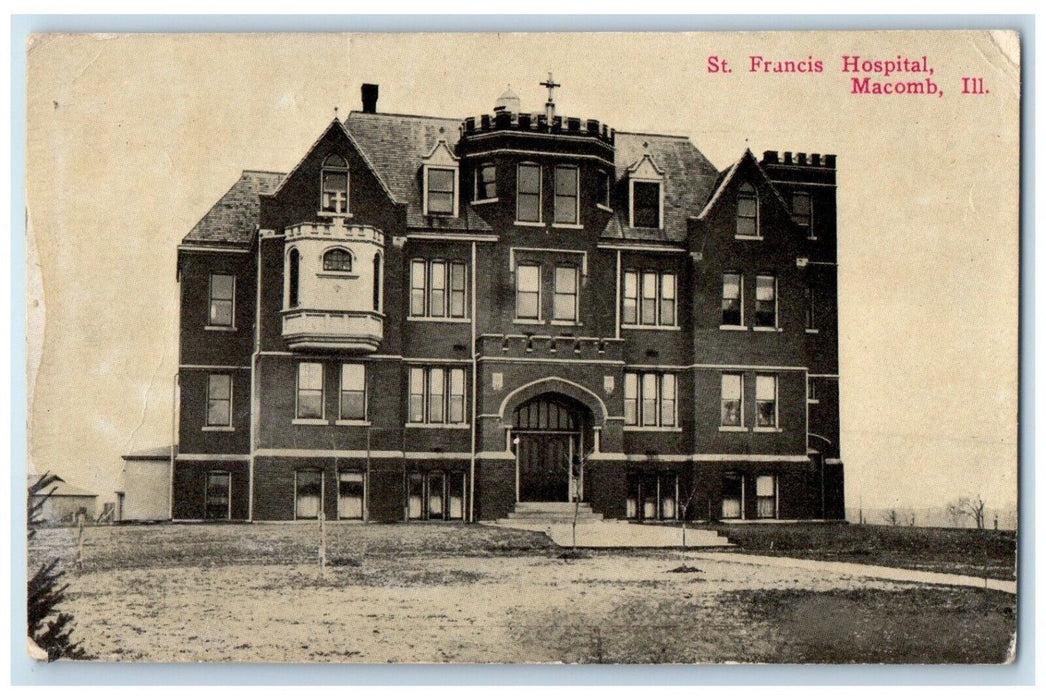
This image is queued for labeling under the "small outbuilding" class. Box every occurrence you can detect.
[29,473,98,524]
[117,446,173,522]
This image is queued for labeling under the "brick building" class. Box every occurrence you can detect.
[172,82,844,523]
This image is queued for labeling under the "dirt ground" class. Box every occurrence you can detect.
[29,523,1016,664]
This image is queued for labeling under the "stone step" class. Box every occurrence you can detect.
[504,513,604,523]
[513,502,592,513]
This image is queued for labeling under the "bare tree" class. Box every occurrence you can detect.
[676,478,702,548]
[882,509,901,527]
[946,495,987,529]
[570,450,590,551]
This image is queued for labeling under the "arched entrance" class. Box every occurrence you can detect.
[512,393,591,503]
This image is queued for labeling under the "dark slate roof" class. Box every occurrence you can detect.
[600,132,721,243]
[182,170,285,246]
[695,149,793,223]
[345,111,493,231]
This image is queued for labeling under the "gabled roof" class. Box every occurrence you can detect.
[695,149,793,222]
[182,170,284,246]
[600,132,721,243]
[345,111,493,231]
[267,119,400,206]
[27,473,98,498]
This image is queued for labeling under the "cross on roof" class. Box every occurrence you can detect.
[540,72,561,104]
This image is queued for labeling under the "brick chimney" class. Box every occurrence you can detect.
[361,84,379,114]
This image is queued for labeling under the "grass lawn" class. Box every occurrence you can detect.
[708,522,1017,581]
[29,523,1016,664]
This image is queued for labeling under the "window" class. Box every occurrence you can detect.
[626,472,678,521]
[429,261,446,317]
[793,192,812,233]
[804,287,816,330]
[407,471,466,520]
[296,362,324,420]
[554,165,579,224]
[295,470,323,520]
[631,181,661,228]
[516,163,542,223]
[410,260,426,317]
[448,369,466,423]
[755,275,777,328]
[756,475,777,518]
[622,271,638,325]
[475,163,497,201]
[338,471,365,520]
[755,374,778,428]
[641,272,658,325]
[339,364,366,421]
[206,374,232,427]
[624,372,677,427]
[409,259,468,319]
[372,253,382,312]
[208,273,234,327]
[516,263,541,320]
[721,373,743,427]
[659,273,677,326]
[408,367,467,424]
[737,182,758,236]
[623,373,638,426]
[722,472,743,519]
[449,262,467,318]
[287,250,300,308]
[425,167,456,216]
[553,265,578,321]
[205,471,231,520]
[428,368,445,423]
[722,272,742,326]
[321,154,349,214]
[322,248,353,272]
[623,270,676,327]
[597,170,612,209]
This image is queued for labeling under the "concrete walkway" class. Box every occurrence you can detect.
[686,551,1018,594]
[492,519,732,548]
[493,519,1017,593]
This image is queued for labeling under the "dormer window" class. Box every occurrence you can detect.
[425,167,457,216]
[421,140,460,217]
[631,182,661,228]
[475,163,497,202]
[322,248,353,273]
[321,154,349,215]
[627,155,664,229]
[737,182,758,237]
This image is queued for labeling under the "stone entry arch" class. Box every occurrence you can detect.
[511,392,593,503]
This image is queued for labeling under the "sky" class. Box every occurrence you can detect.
[25,31,1020,512]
